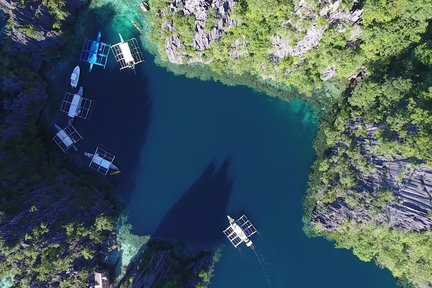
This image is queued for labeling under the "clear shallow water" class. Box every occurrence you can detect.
[47,1,398,287]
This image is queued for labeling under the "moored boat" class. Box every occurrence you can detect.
[70,65,80,88]
[131,20,142,33]
[140,1,150,12]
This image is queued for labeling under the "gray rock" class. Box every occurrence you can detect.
[0,0,89,138]
[312,122,432,232]
[162,0,237,64]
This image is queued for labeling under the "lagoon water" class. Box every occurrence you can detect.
[48,1,398,287]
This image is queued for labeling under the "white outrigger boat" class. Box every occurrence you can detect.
[70,65,80,88]
[223,215,257,249]
[84,147,120,175]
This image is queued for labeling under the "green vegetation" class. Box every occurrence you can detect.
[118,240,216,288]
[146,0,432,287]
[304,25,432,288]
[331,223,432,288]
[195,246,222,288]
[19,24,37,37]
[0,6,116,287]
[44,0,69,30]
[0,215,113,286]
[148,0,432,97]
[0,122,116,286]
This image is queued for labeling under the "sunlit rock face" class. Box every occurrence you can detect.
[154,0,362,83]
[161,0,238,64]
[312,122,432,232]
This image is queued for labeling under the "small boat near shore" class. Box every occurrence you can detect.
[70,65,80,88]
[84,147,120,175]
[131,20,142,33]
[140,1,150,12]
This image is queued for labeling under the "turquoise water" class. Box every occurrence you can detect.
[48,1,398,287]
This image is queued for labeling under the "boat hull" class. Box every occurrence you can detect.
[70,66,80,88]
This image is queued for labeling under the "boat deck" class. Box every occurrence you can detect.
[80,39,111,68]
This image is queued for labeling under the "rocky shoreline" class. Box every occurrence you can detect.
[0,1,220,287]
[119,240,217,288]
[146,0,432,287]
[0,0,120,286]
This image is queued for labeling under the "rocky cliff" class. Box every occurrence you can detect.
[0,1,118,287]
[118,240,217,288]
[304,35,432,286]
[148,0,371,95]
[312,121,432,232]
[154,0,361,66]
[0,0,88,137]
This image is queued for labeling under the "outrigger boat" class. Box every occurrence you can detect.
[88,32,102,72]
[70,65,80,88]
[52,124,82,152]
[223,215,257,249]
[84,147,120,175]
[80,32,110,72]
[139,1,150,12]
[110,33,144,71]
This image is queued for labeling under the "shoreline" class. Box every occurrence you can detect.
[139,13,342,122]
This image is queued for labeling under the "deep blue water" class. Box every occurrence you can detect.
[47,3,398,287]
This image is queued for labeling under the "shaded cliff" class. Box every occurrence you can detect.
[117,162,230,288]
[118,240,217,288]
[0,0,118,286]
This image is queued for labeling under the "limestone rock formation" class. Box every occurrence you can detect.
[160,0,237,64]
[312,121,432,232]
[119,240,215,288]
[0,0,87,138]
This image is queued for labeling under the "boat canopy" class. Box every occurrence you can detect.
[111,34,144,70]
[119,42,134,64]
[52,124,82,152]
[80,36,111,70]
[88,147,117,175]
[61,91,93,120]
[223,215,257,248]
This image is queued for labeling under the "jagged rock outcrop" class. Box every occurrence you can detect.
[161,0,237,64]
[0,170,117,286]
[0,0,87,138]
[0,0,86,68]
[312,121,432,231]
[269,0,362,63]
[156,0,363,81]
[0,1,118,287]
[119,240,215,288]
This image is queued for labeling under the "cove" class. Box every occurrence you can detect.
[47,1,398,287]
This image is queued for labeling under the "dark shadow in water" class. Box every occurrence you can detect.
[153,161,233,245]
[44,3,153,204]
[74,67,153,204]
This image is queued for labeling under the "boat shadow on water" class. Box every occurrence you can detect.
[153,160,233,246]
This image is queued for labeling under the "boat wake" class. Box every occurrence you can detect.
[253,247,273,288]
